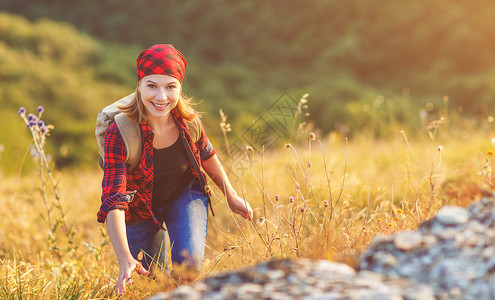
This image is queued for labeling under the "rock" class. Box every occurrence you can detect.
[393,231,422,251]
[435,206,470,226]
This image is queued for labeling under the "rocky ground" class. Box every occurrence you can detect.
[151,197,495,300]
[361,197,495,299]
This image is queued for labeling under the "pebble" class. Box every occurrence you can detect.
[393,231,422,251]
[435,206,469,226]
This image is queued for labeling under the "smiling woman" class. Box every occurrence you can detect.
[96,44,253,296]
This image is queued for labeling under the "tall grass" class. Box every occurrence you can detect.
[1,104,493,298]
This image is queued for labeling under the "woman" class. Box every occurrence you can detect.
[96,44,253,295]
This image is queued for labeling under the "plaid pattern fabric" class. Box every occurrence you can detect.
[136,44,187,83]
[97,111,215,225]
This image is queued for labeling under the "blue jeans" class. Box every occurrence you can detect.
[126,179,209,271]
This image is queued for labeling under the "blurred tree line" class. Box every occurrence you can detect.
[1,0,495,171]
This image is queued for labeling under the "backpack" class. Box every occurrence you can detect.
[95,93,201,170]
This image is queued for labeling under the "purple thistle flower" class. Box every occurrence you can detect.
[28,120,36,128]
[275,195,279,201]
[38,121,45,128]
[27,113,37,122]
[37,106,44,114]
[40,126,48,134]
[289,196,294,203]
[18,107,26,115]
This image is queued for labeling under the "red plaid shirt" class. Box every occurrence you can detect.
[97,110,215,226]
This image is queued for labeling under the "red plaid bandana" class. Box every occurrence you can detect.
[136,44,187,83]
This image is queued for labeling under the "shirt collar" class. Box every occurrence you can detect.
[139,122,153,141]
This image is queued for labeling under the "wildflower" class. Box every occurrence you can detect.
[388,222,394,227]
[289,196,294,203]
[40,126,48,134]
[309,132,316,141]
[275,195,279,201]
[38,121,45,128]
[396,208,404,214]
[394,217,399,221]
[285,143,291,149]
[323,200,329,207]
[377,218,382,222]
[27,113,37,122]
[37,106,44,114]
[486,149,495,158]
[18,107,26,115]
[28,120,36,128]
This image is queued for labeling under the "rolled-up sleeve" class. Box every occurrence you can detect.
[196,118,216,161]
[97,122,135,223]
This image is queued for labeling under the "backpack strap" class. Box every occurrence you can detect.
[95,93,141,170]
[115,113,142,170]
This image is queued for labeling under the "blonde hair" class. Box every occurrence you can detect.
[118,84,197,123]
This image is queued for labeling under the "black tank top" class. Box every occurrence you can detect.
[151,137,194,212]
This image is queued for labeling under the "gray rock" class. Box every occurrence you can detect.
[435,206,469,226]
[393,231,422,251]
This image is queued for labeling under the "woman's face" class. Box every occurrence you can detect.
[139,74,181,120]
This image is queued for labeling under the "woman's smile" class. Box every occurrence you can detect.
[151,101,170,110]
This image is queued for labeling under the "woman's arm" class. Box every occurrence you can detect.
[106,209,149,295]
[201,154,253,220]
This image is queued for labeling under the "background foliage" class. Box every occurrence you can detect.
[1,1,495,171]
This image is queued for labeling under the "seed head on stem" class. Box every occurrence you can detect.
[309,132,316,141]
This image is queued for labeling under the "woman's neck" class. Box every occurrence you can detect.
[148,114,175,135]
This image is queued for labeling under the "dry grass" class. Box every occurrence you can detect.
[0,116,493,299]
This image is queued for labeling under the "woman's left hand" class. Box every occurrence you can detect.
[226,193,253,221]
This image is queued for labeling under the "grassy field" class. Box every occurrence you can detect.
[1,113,493,299]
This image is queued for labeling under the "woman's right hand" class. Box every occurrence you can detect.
[106,209,149,296]
[115,257,149,295]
